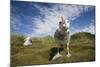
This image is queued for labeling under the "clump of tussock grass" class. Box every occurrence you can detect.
[11,32,95,66]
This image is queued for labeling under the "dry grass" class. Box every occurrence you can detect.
[11,32,95,66]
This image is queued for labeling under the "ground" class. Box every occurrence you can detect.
[11,32,95,66]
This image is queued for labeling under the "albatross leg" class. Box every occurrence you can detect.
[66,41,71,57]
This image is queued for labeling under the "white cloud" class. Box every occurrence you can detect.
[11,14,33,32]
[81,20,95,34]
[71,19,95,35]
[30,4,93,37]
[11,15,21,30]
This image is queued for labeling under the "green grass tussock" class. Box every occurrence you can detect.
[11,32,95,66]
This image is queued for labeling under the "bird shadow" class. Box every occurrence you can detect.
[48,47,64,61]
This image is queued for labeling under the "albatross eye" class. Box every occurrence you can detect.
[59,21,61,24]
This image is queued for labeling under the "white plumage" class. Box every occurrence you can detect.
[23,37,32,46]
[52,16,71,60]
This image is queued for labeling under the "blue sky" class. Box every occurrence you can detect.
[11,1,95,37]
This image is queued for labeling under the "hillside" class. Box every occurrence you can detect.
[11,32,95,66]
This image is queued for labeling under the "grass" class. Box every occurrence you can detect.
[11,32,95,66]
